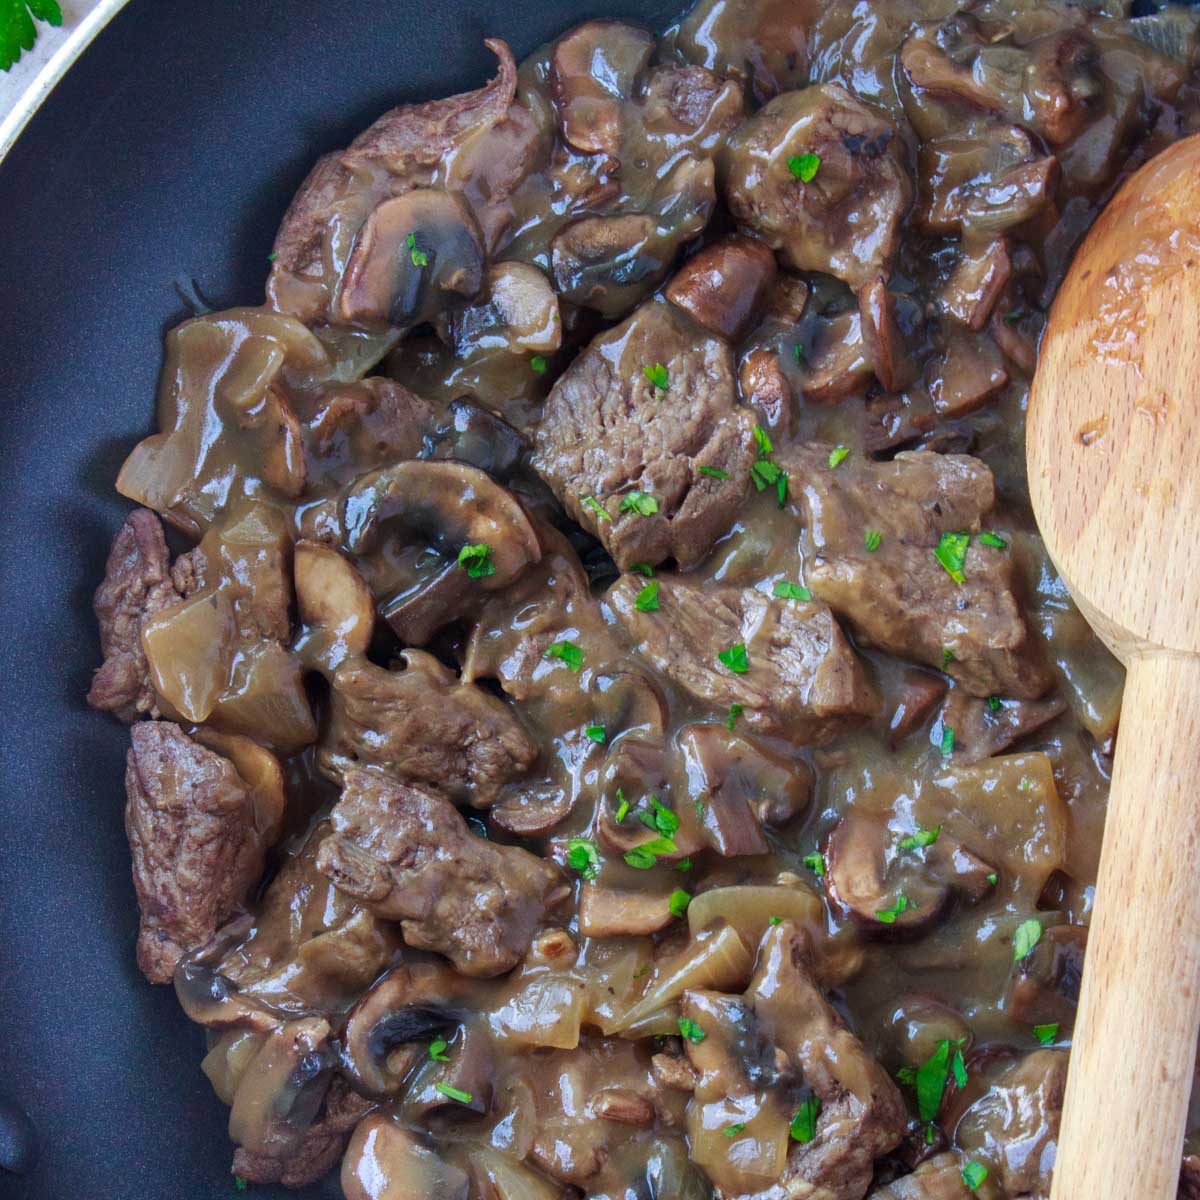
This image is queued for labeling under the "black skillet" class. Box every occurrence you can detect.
[0,1,680,1196]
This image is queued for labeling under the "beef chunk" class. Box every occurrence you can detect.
[941,688,1067,763]
[125,721,268,983]
[88,509,182,721]
[231,1077,374,1188]
[315,770,567,976]
[531,298,756,571]
[609,574,876,744]
[320,651,537,807]
[723,83,912,288]
[867,1154,977,1198]
[782,444,1051,699]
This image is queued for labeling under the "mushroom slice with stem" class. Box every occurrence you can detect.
[293,540,375,674]
[665,235,778,342]
[342,1116,470,1200]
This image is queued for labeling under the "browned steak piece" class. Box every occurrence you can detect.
[125,721,268,983]
[608,573,876,744]
[315,770,567,976]
[531,298,756,571]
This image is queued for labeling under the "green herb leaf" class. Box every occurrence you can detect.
[726,703,743,731]
[777,471,789,508]
[0,0,62,72]
[753,426,773,457]
[698,466,730,479]
[234,1179,248,1193]
[987,872,998,885]
[934,531,970,584]
[724,1123,747,1138]
[406,232,429,268]
[952,1048,968,1090]
[581,495,611,522]
[429,1039,450,1062]
[457,542,496,579]
[979,530,1007,548]
[669,888,692,918]
[436,1082,474,1104]
[718,643,749,673]
[864,529,882,552]
[630,562,654,577]
[678,1017,706,1043]
[1033,1022,1060,1045]
[895,1067,918,1088]
[768,915,783,926]
[787,152,822,182]
[987,695,1002,711]
[620,491,659,516]
[962,1161,989,1191]
[530,354,548,375]
[1013,918,1043,962]
[624,836,678,869]
[941,726,955,756]
[875,894,910,924]
[794,343,806,364]
[615,790,630,823]
[803,851,825,878]
[828,445,850,469]
[647,797,679,837]
[790,1096,822,1142]
[675,857,693,872]
[898,825,941,851]
[643,362,669,391]
[774,581,814,602]
[266,251,278,262]
[635,579,660,612]
[586,725,606,744]
[545,639,584,672]
[942,647,956,668]
[914,1039,963,1123]
[751,458,782,490]
[566,837,600,880]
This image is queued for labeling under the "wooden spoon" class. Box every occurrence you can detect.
[1028,134,1200,1200]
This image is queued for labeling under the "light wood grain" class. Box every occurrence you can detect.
[1028,134,1200,1200]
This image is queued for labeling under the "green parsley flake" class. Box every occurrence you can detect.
[429,1039,450,1062]
[643,362,669,391]
[625,836,677,869]
[962,1162,989,1191]
[895,1066,918,1088]
[669,888,692,918]
[803,851,825,878]
[436,1082,474,1105]
[987,872,998,886]
[1033,1022,1060,1045]
[979,530,1007,548]
[457,542,496,579]
[768,915,783,926]
[875,895,910,924]
[753,426,774,457]
[566,837,600,880]
[726,703,744,731]
[775,581,814,602]
[531,354,548,375]
[751,458,782,491]
[406,232,429,268]
[678,1017,706,1043]
[787,152,822,182]
[988,695,1002,711]
[865,529,882,552]
[234,1179,248,1193]
[934,531,970,584]
[718,643,749,673]
[582,495,611,522]
[913,1038,968,1123]
[266,251,278,262]
[614,790,630,823]
[676,857,693,872]
[790,1096,822,1142]
[635,579,660,612]
[942,647,956,668]
[941,726,955,756]
[643,797,680,837]
[828,445,850,469]
[1013,918,1043,962]
[586,725,606,744]
[898,825,941,851]
[698,466,730,479]
[630,562,654,576]
[794,343,806,364]
[620,491,659,516]
[724,1123,747,1138]
[545,639,584,672]
[777,471,789,508]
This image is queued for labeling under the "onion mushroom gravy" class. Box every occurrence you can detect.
[86,1,1200,1196]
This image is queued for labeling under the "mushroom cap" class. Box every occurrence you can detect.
[342,1116,470,1200]
[293,540,376,672]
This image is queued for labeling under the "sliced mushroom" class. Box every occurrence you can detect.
[797,309,873,403]
[858,276,914,393]
[191,728,287,845]
[446,261,562,356]
[927,330,1009,418]
[886,669,949,750]
[174,916,278,1033]
[665,235,778,341]
[403,1019,495,1119]
[425,399,525,481]
[940,239,1012,330]
[338,189,485,329]
[941,688,1068,764]
[293,540,375,673]
[342,1116,470,1200]
[739,346,794,435]
[342,964,470,1097]
[1004,923,1086,1026]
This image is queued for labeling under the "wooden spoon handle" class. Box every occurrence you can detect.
[1051,653,1200,1200]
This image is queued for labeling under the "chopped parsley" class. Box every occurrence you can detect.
[875,895,910,924]
[753,426,773,456]
[910,1038,968,1124]
[545,639,584,672]
[934,531,970,584]
[620,491,659,516]
[678,1017,706,1043]
[987,695,1002,711]
[630,562,654,577]
[787,152,822,182]
[775,581,814,602]
[987,872,998,885]
[457,542,496,579]
[776,472,788,508]
[1013,918,1043,962]
[530,354,548,375]
[718,643,749,673]
[406,232,429,268]
[586,725,606,744]
[790,1096,822,1142]
[942,647,956,668]
[768,915,783,926]
[234,1179,248,1193]
[435,1082,474,1105]
[634,579,660,612]
[669,888,692,918]
[643,362,669,392]
[803,851,826,878]
[614,790,630,823]
[864,529,882,552]
[566,837,600,880]
[724,1123,747,1138]
[266,251,277,262]
[794,342,806,364]
[428,1039,450,1062]
[638,797,680,838]
[941,725,955,756]
[962,1162,989,1191]
[625,836,678,869]
[675,857,693,872]
[828,445,850,469]
[750,458,782,491]
[898,825,941,851]
[698,466,730,479]
[1033,1022,1060,1045]
[726,703,743,731]
[979,530,1007,548]
[581,495,611,522]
